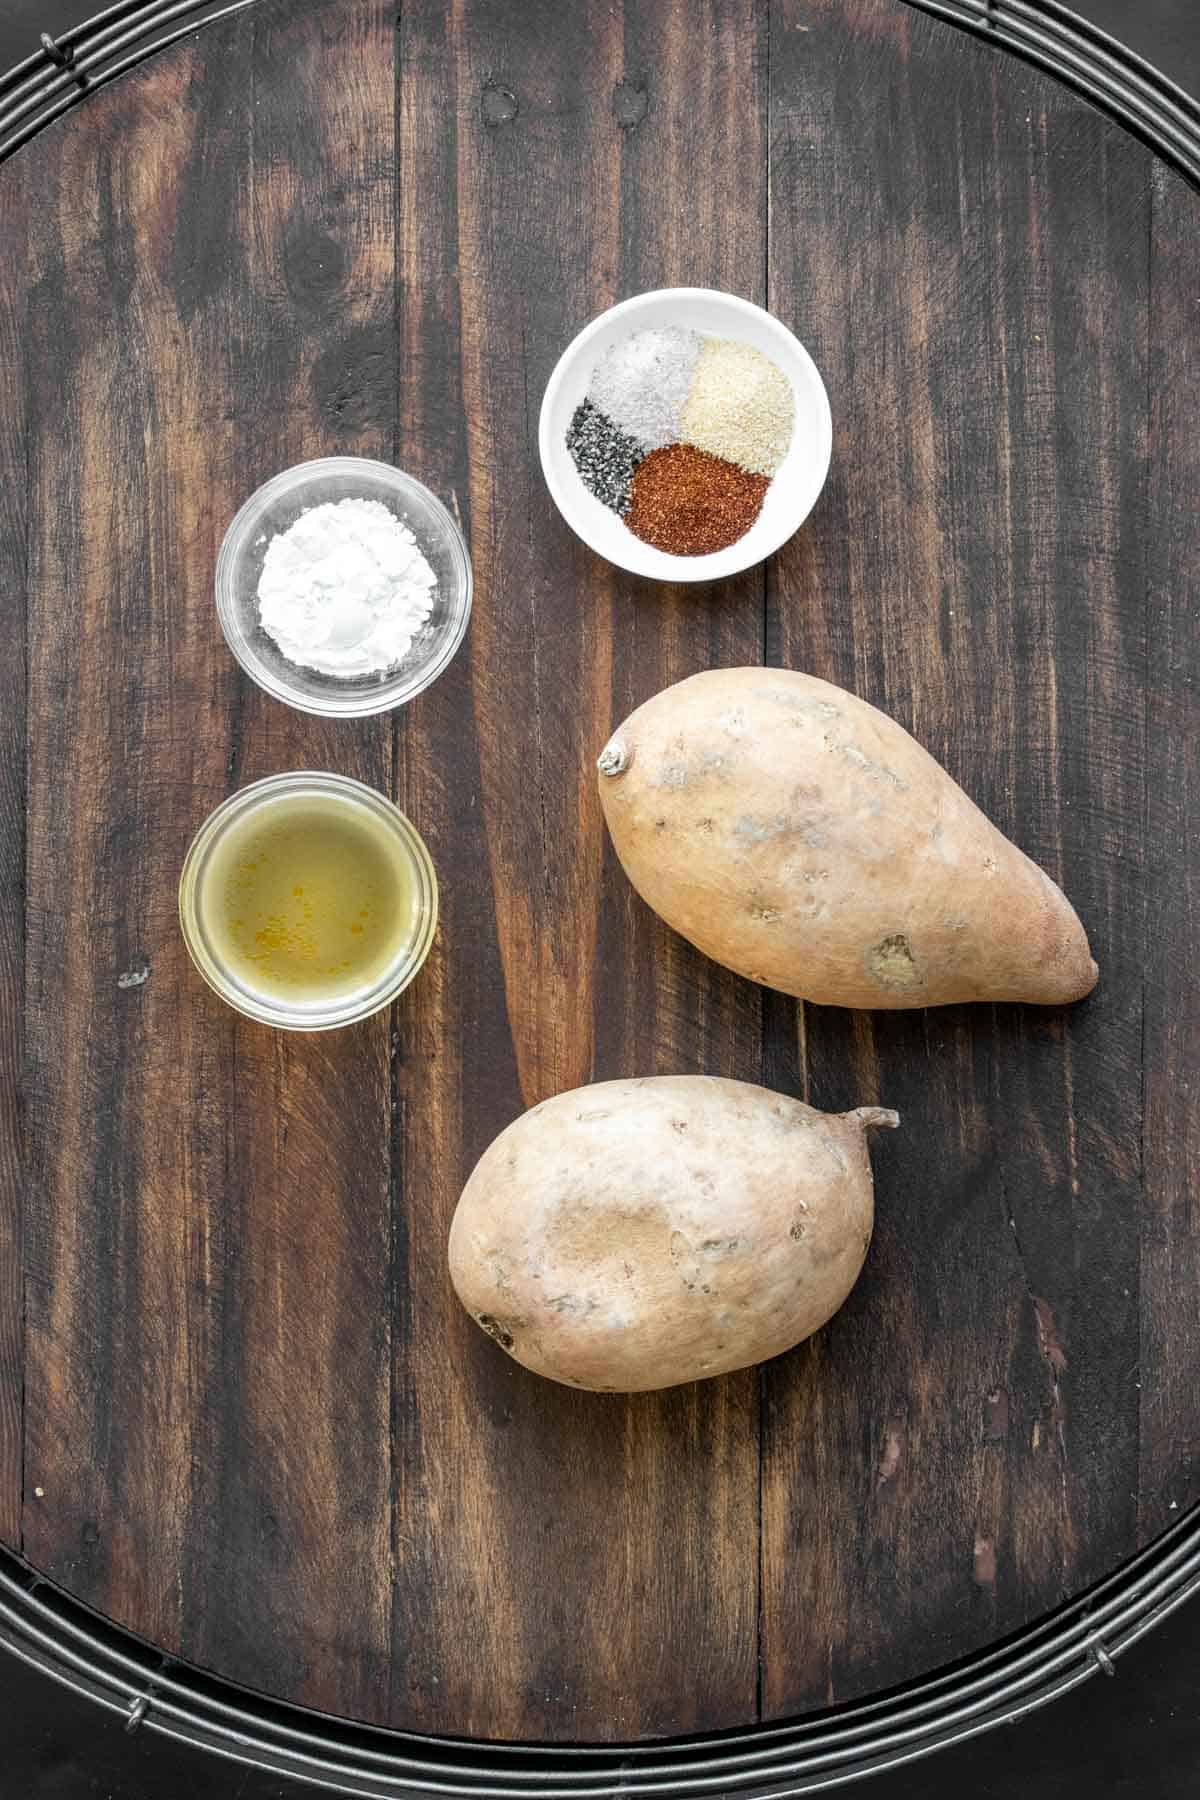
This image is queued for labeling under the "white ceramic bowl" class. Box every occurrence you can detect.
[215,457,472,717]
[538,288,832,583]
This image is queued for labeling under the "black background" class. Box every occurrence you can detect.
[1,1,1197,1794]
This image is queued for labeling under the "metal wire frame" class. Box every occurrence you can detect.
[2,1509,1199,1796]
[0,0,1198,1791]
[0,0,253,160]
[3,0,1200,179]
[908,0,1200,183]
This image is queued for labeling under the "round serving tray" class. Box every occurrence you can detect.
[0,0,1197,1792]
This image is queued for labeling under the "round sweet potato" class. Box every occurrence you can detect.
[448,1075,898,1393]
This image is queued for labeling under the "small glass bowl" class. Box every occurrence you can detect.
[215,457,472,717]
[179,771,438,1031]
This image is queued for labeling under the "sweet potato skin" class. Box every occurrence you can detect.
[597,667,1098,1009]
[448,1076,897,1393]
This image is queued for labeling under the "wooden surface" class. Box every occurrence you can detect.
[0,154,26,1555]
[0,0,1196,1745]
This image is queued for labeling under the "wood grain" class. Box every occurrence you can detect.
[20,0,397,1719]
[1140,162,1200,1539]
[0,0,1197,1747]
[391,0,763,1740]
[762,0,1149,1714]
[0,162,27,1547]
[178,0,398,1717]
[21,53,214,1651]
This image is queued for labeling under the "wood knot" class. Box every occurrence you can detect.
[613,79,649,128]
[481,83,519,126]
[283,224,347,309]
[312,323,392,433]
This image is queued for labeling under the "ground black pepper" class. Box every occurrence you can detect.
[625,443,769,555]
[566,400,643,514]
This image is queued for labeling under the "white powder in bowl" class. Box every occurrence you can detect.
[587,326,702,451]
[257,497,437,678]
[680,337,795,477]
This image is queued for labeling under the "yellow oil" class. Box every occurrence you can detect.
[201,794,419,1005]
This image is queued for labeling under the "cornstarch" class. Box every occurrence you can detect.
[257,497,437,678]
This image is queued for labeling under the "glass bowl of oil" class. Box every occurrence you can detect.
[215,457,472,718]
[179,772,438,1030]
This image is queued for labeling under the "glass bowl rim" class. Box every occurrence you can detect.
[178,770,439,1030]
[214,456,473,719]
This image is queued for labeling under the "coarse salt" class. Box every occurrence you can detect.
[257,497,437,679]
[587,326,702,451]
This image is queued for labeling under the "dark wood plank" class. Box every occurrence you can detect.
[390,0,764,1741]
[179,0,398,1716]
[0,164,27,1547]
[20,0,397,1718]
[20,45,222,1653]
[762,0,1150,1714]
[1140,162,1200,1538]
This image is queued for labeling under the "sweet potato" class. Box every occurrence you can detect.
[448,1076,898,1392]
[597,667,1097,1008]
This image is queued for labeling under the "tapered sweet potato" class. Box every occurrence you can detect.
[597,667,1097,1009]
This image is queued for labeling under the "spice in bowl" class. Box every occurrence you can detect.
[566,326,795,556]
[564,401,643,514]
[681,338,794,476]
[625,445,769,557]
[257,497,436,677]
[588,325,702,449]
